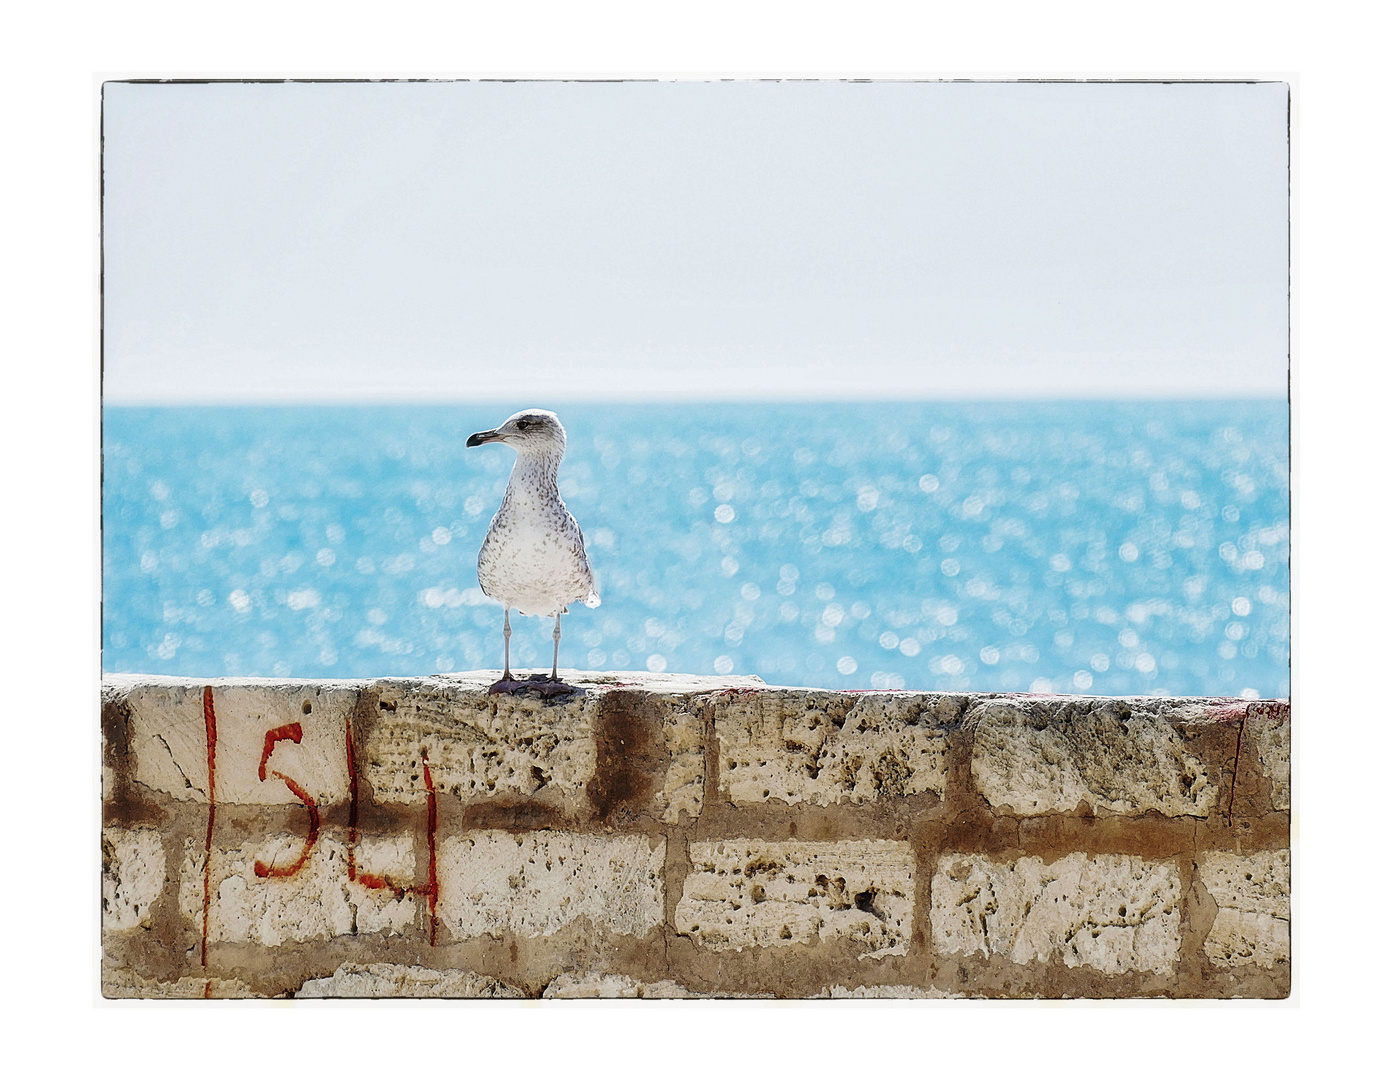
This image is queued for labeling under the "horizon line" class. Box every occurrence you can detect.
[101,390,1291,408]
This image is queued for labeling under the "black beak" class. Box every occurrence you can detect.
[467,429,502,447]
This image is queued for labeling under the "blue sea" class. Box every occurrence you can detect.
[102,401,1290,698]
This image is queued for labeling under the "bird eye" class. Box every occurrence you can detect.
[516,419,532,430]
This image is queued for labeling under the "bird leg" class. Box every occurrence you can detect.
[502,607,513,680]
[489,607,578,698]
[490,608,526,694]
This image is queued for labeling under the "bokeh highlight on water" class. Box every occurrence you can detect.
[103,401,1289,698]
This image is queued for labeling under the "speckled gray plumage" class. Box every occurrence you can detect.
[473,411,599,617]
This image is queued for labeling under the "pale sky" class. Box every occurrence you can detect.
[102,79,1289,403]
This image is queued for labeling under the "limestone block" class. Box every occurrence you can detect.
[931,852,1183,975]
[655,708,706,823]
[178,835,417,947]
[1198,850,1291,968]
[1250,716,1291,811]
[819,984,961,998]
[102,827,165,932]
[716,693,950,806]
[102,969,257,999]
[352,835,420,934]
[969,700,1216,817]
[437,831,665,940]
[676,839,914,958]
[296,963,525,998]
[543,973,643,998]
[125,681,354,805]
[541,973,768,998]
[361,681,596,815]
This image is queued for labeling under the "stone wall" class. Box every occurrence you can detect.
[101,672,1291,999]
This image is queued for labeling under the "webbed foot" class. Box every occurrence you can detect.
[488,673,582,699]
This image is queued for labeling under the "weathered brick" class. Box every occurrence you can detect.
[102,969,257,999]
[542,973,769,998]
[716,692,951,806]
[361,680,596,814]
[818,984,961,998]
[296,963,525,998]
[543,972,643,998]
[436,831,665,940]
[1198,850,1290,968]
[1250,715,1291,810]
[969,699,1217,817]
[362,681,712,821]
[124,680,354,805]
[931,852,1183,975]
[655,708,706,823]
[676,839,914,958]
[102,826,165,932]
[178,835,417,946]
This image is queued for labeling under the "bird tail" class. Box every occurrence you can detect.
[584,589,601,608]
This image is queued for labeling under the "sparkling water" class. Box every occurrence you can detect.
[102,400,1289,697]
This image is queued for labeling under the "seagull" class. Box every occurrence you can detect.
[466,409,600,695]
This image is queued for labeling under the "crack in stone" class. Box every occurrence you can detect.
[152,733,196,791]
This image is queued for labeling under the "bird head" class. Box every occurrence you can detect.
[466,409,567,456]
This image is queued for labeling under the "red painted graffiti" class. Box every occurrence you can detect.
[345,713,361,883]
[254,722,320,879]
[201,686,218,970]
[258,722,303,781]
[344,714,429,901]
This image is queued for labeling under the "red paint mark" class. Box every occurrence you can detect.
[345,713,360,883]
[421,747,439,947]
[200,686,218,970]
[344,715,439,927]
[253,722,319,878]
[203,980,212,999]
[258,722,303,782]
[254,773,321,878]
[342,713,412,896]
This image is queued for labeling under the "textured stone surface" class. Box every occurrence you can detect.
[969,699,1217,817]
[121,679,355,805]
[818,984,961,998]
[102,970,257,999]
[716,692,952,806]
[178,835,417,946]
[1199,850,1291,968]
[676,839,914,958]
[296,963,525,998]
[102,674,1289,999]
[102,827,165,932]
[543,972,643,998]
[655,707,706,823]
[931,852,1183,975]
[542,973,768,998]
[437,831,665,939]
[362,678,596,812]
[1250,715,1292,810]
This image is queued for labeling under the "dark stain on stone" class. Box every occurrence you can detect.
[461,800,566,832]
[101,697,166,828]
[586,691,663,821]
